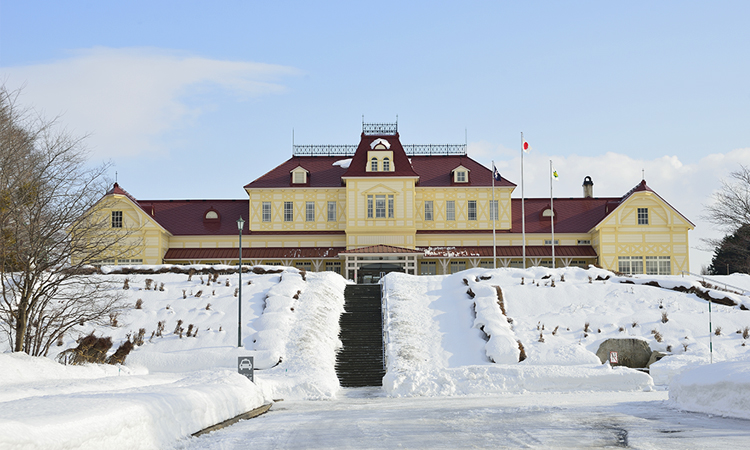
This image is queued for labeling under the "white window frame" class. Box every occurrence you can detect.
[383,157,390,171]
[490,200,498,221]
[375,195,386,218]
[388,194,394,218]
[367,195,374,218]
[284,201,293,222]
[327,201,336,222]
[112,211,123,228]
[638,208,649,225]
[371,157,378,172]
[468,200,477,221]
[424,201,434,221]
[306,201,315,222]
[446,200,455,221]
[262,202,271,222]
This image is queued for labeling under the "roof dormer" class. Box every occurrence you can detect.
[290,165,310,185]
[366,150,395,172]
[451,165,470,184]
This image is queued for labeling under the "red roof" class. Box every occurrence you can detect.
[164,247,345,260]
[340,244,423,254]
[511,197,618,234]
[421,245,597,258]
[245,156,347,189]
[136,199,249,236]
[244,134,515,189]
[410,156,515,187]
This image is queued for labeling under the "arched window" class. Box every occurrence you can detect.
[205,211,218,220]
[382,157,390,171]
[371,157,378,172]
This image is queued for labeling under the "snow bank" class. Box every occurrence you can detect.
[669,359,750,420]
[0,354,267,450]
[384,363,652,397]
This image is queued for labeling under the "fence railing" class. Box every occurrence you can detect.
[680,271,749,296]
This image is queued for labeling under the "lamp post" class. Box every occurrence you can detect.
[237,216,245,348]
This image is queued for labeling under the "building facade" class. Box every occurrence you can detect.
[96,123,694,281]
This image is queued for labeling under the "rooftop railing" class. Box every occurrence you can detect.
[293,143,467,157]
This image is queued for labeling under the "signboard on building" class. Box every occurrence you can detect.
[238,356,254,382]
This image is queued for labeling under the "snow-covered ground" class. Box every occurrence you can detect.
[2,266,749,449]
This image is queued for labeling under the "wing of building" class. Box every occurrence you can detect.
[93,122,694,282]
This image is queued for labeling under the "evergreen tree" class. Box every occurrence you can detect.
[708,224,750,275]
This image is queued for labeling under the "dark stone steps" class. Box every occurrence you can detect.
[336,284,385,388]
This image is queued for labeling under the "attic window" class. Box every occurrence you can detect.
[204,209,220,222]
[293,171,306,184]
[383,157,390,171]
[542,209,555,217]
[371,157,378,172]
[452,167,469,183]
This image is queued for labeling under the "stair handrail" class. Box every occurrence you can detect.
[380,276,388,372]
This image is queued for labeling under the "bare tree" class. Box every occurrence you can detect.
[0,86,138,356]
[702,165,750,274]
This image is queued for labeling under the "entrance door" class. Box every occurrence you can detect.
[357,263,403,284]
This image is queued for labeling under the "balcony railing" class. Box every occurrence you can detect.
[293,143,467,157]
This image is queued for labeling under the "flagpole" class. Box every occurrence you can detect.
[492,160,496,269]
[550,160,555,269]
[521,132,526,269]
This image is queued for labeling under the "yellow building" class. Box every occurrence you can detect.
[96,122,694,281]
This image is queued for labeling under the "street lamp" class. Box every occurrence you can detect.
[237,216,245,348]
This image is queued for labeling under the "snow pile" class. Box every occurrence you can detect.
[0,353,267,450]
[254,271,347,400]
[382,267,750,396]
[466,280,519,364]
[669,358,750,420]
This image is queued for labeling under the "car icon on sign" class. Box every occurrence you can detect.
[239,359,253,370]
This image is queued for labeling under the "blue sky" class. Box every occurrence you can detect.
[1,1,749,271]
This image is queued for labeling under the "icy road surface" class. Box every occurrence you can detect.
[179,388,750,449]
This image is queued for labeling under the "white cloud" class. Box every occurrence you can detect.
[476,144,750,272]
[2,47,299,159]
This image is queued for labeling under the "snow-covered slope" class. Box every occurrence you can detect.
[2,265,749,448]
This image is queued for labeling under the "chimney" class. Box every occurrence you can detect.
[583,176,594,198]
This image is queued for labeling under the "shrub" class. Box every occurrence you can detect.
[186,324,194,337]
[632,321,638,328]
[57,333,113,365]
[715,326,722,336]
[156,321,165,337]
[188,268,195,281]
[212,272,219,283]
[743,326,750,339]
[466,288,475,299]
[538,331,545,343]
[517,341,527,362]
[661,312,669,323]
[174,319,183,335]
[145,279,154,290]
[234,287,239,297]
[195,290,203,298]
[133,328,146,346]
[182,289,186,299]
[619,327,625,332]
[651,329,663,342]
[552,325,559,335]
[584,322,591,333]
[159,282,165,291]
[200,275,204,285]
[135,299,143,309]
[462,278,469,286]
[521,277,525,285]
[495,286,506,315]
[123,278,130,290]
[109,312,119,327]
[206,303,211,310]
[225,279,230,287]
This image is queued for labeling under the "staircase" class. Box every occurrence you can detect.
[335,284,386,387]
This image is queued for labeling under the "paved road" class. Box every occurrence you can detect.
[178,388,750,449]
